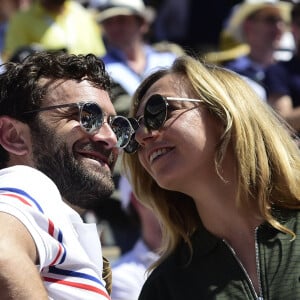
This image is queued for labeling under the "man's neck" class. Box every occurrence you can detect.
[249,47,275,67]
[120,42,147,74]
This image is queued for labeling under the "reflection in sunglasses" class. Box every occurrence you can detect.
[22,101,135,148]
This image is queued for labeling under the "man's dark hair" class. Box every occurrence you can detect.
[0,51,111,168]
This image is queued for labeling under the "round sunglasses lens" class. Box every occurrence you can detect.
[123,117,140,153]
[81,103,103,133]
[128,117,140,130]
[144,95,167,130]
[124,133,139,154]
[111,116,133,148]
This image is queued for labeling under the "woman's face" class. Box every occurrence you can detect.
[134,74,223,194]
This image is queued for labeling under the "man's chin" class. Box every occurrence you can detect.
[77,155,112,174]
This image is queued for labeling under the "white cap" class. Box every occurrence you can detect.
[226,0,292,42]
[96,0,155,23]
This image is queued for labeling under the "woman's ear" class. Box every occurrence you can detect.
[0,116,31,156]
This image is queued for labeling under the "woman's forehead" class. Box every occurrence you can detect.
[138,74,188,105]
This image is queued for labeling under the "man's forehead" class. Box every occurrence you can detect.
[253,6,282,17]
[39,78,110,101]
[38,78,113,110]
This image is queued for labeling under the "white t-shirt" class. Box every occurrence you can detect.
[111,239,159,300]
[0,165,110,300]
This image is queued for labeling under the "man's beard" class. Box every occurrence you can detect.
[30,119,115,210]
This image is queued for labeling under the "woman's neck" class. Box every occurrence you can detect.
[195,191,262,242]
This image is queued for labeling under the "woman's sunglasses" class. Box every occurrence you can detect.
[23,101,135,148]
[124,94,201,154]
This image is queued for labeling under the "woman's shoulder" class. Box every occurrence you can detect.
[138,251,184,300]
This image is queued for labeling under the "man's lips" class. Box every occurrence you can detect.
[73,141,118,170]
[77,150,109,164]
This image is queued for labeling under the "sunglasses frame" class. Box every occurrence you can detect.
[23,101,135,148]
[124,94,201,154]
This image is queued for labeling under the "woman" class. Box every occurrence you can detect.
[123,55,300,299]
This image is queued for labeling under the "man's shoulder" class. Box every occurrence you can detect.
[265,58,298,78]
[0,164,52,180]
[225,55,251,70]
[8,4,36,24]
[0,165,62,209]
[145,45,177,61]
[101,53,122,65]
[0,165,51,185]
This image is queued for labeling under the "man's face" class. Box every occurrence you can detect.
[29,79,119,209]
[244,7,286,48]
[102,15,145,48]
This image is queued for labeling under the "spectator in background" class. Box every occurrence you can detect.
[111,176,161,300]
[3,0,106,61]
[0,0,31,60]
[264,2,300,136]
[224,0,292,87]
[152,0,189,47]
[97,0,178,117]
[153,0,241,55]
[203,29,267,101]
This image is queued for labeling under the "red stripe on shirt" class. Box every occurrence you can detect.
[1,192,65,266]
[1,193,32,206]
[50,243,63,266]
[48,219,55,236]
[43,276,110,299]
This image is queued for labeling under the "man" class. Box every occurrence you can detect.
[264,2,300,135]
[0,51,133,299]
[3,0,106,61]
[0,0,30,57]
[224,0,292,86]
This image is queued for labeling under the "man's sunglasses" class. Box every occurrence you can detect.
[23,101,135,148]
[124,94,201,154]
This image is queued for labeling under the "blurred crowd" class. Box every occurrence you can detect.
[1,0,300,299]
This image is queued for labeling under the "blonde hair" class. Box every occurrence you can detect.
[123,55,300,268]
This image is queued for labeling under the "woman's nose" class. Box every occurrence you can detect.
[135,124,158,147]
